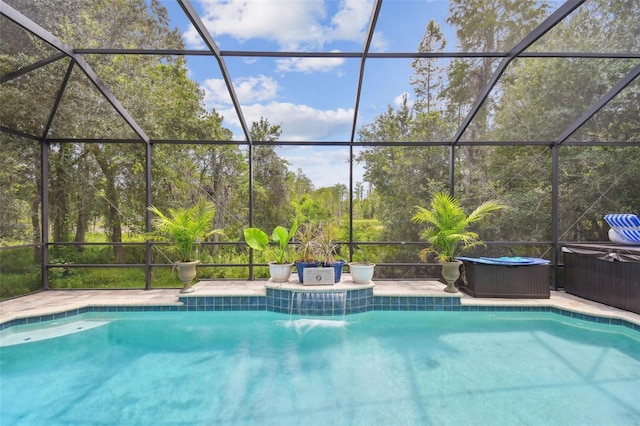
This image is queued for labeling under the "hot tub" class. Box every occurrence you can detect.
[458,257,550,299]
[563,243,640,314]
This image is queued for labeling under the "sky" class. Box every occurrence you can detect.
[159,0,455,188]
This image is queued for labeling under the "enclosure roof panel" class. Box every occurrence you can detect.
[1,0,638,144]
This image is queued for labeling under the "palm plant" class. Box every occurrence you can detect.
[148,198,224,262]
[411,192,504,263]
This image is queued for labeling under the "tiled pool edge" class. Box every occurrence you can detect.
[2,293,639,332]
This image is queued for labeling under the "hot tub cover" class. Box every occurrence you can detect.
[563,244,640,262]
[457,256,550,265]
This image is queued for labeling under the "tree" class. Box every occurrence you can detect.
[1,0,248,266]
[488,0,640,242]
[357,72,451,244]
[444,0,551,198]
[410,20,447,114]
[250,117,296,230]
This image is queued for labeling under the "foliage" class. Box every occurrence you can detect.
[315,222,341,265]
[292,194,331,223]
[290,222,341,265]
[350,248,376,264]
[243,220,298,264]
[1,0,639,283]
[0,247,41,300]
[148,198,224,262]
[0,272,42,300]
[251,117,297,230]
[411,192,504,262]
[294,223,322,263]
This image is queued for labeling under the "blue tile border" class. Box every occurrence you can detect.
[265,288,377,315]
[179,295,266,311]
[1,294,639,333]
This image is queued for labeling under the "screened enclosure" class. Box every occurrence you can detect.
[1,0,638,298]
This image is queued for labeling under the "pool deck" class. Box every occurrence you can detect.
[2,277,639,326]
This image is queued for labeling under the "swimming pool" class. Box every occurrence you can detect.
[1,310,639,425]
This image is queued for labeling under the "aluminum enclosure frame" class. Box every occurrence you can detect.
[1,0,639,291]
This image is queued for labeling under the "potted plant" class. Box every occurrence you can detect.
[411,192,504,293]
[348,246,376,284]
[315,222,345,283]
[148,198,224,293]
[348,262,375,284]
[293,222,321,283]
[243,220,298,282]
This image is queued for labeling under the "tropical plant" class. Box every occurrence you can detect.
[243,220,298,264]
[315,222,340,266]
[148,198,224,262]
[294,223,322,263]
[411,192,504,262]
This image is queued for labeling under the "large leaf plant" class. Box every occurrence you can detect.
[411,192,504,263]
[243,220,299,264]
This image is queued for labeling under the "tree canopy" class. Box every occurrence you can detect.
[1,0,637,293]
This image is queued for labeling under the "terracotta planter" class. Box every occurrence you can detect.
[177,260,199,293]
[348,262,375,284]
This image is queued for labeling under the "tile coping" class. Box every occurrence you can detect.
[1,279,639,330]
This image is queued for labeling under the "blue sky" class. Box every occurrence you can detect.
[159,0,456,187]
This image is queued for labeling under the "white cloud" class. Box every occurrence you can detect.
[201,75,352,142]
[284,146,351,188]
[234,76,279,102]
[370,31,389,51]
[394,92,414,108]
[202,78,231,108]
[202,75,279,109]
[220,102,353,141]
[284,146,366,189]
[185,0,374,50]
[276,56,346,73]
[327,0,373,42]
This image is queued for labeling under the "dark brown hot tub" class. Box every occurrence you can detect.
[563,243,640,314]
[459,257,550,299]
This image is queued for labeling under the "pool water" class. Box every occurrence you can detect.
[1,311,639,425]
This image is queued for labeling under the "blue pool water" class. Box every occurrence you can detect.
[1,311,639,425]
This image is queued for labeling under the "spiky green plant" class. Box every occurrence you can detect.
[148,198,224,262]
[411,192,504,263]
[294,222,322,263]
[315,222,339,265]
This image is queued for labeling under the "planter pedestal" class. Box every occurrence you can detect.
[177,260,199,293]
[441,261,462,293]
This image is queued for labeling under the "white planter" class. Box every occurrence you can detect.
[348,262,375,284]
[268,263,293,282]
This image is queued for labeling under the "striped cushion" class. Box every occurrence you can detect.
[605,214,640,228]
[605,214,640,244]
[620,229,640,243]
